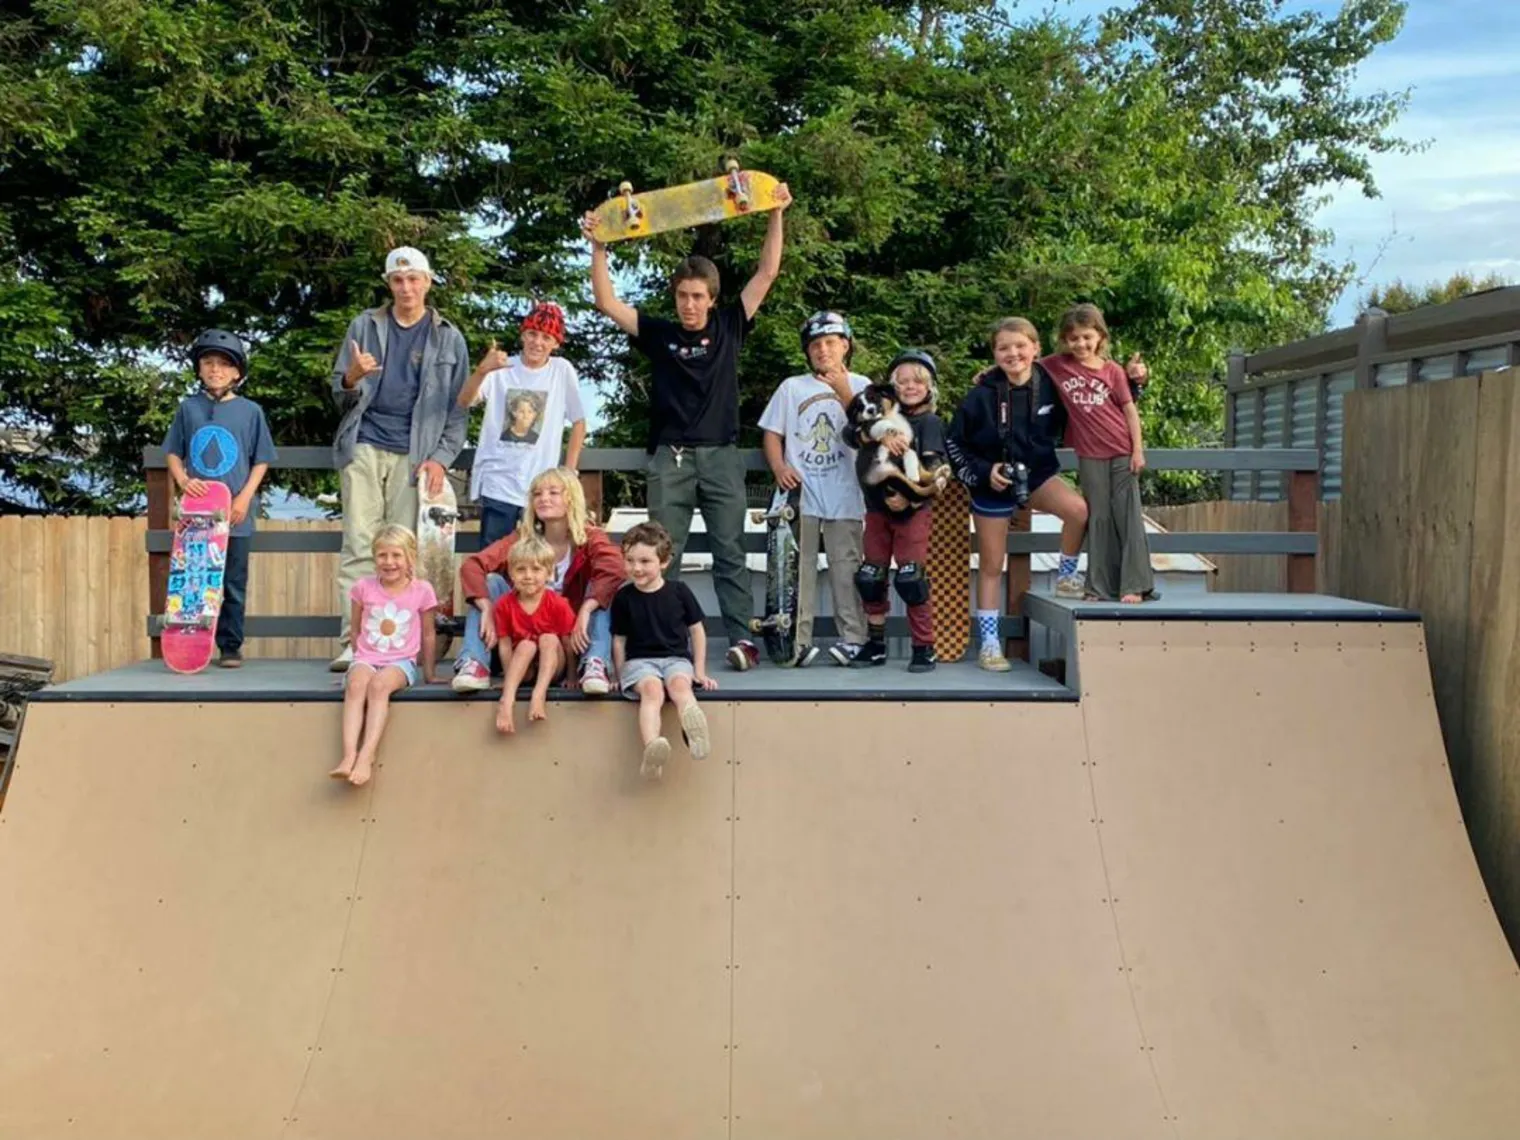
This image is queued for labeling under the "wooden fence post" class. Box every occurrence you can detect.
[578,470,605,527]
[1005,508,1031,661]
[146,466,170,659]
[1287,467,1319,593]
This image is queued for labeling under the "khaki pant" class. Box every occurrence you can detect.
[337,444,418,643]
[1078,456,1154,600]
[796,515,868,647]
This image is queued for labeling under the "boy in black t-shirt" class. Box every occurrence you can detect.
[611,521,718,781]
[582,183,792,673]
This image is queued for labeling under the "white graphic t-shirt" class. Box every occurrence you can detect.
[758,372,870,520]
[469,356,586,506]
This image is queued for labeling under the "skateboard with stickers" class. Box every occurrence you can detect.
[589,160,786,243]
[749,486,802,665]
[417,476,460,647]
[162,482,232,674]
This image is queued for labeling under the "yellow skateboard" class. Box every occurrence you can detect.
[590,161,785,243]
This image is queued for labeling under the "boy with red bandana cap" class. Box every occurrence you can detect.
[458,302,588,545]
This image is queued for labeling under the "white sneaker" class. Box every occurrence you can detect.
[1054,574,1086,599]
[580,657,611,696]
[328,646,353,673]
[828,642,864,666]
[451,659,491,693]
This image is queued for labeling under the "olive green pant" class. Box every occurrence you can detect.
[1078,456,1154,600]
[647,445,752,644]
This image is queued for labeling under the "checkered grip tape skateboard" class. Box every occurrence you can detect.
[927,480,972,662]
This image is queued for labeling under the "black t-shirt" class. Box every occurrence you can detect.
[611,579,706,660]
[633,305,753,450]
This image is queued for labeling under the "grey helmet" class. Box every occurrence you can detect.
[885,348,939,412]
[800,310,854,362]
[189,328,248,382]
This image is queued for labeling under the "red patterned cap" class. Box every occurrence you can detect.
[521,302,566,344]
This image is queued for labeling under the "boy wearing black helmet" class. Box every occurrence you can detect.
[758,311,872,665]
[844,349,949,673]
[161,329,277,668]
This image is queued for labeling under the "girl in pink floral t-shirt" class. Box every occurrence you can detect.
[330,525,438,787]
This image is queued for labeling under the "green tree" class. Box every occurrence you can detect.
[0,0,1409,511]
[1363,271,1513,315]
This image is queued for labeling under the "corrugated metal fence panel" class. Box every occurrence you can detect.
[1229,391,1258,499]
[1465,345,1509,374]
[1290,378,1320,447]
[1257,385,1288,500]
[1417,354,1457,382]
[1322,370,1355,500]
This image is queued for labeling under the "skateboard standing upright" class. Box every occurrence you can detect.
[162,482,232,674]
[926,480,973,662]
[417,476,460,647]
[750,486,802,665]
[590,160,787,243]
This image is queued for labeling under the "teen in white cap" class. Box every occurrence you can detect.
[326,247,470,669]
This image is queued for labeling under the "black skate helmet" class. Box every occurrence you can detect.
[189,329,248,383]
[885,348,939,411]
[800,310,854,362]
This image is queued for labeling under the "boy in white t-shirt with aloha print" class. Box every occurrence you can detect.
[758,311,872,666]
[457,302,588,545]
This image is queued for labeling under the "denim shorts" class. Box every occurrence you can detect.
[348,658,418,687]
[619,656,694,696]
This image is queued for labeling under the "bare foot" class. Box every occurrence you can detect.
[496,704,516,735]
[348,755,374,787]
[640,736,671,781]
[529,694,548,722]
[1120,593,1143,604]
[329,755,356,780]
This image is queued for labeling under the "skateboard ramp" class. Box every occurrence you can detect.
[2,597,1518,1139]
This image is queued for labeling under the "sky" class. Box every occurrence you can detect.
[1047,0,1520,326]
[1311,0,1520,323]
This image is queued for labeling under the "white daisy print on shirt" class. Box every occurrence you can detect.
[365,601,413,653]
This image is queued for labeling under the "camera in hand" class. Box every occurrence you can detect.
[996,461,1031,508]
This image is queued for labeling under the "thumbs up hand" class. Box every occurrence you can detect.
[478,338,508,374]
[345,339,380,386]
[1125,352,1148,384]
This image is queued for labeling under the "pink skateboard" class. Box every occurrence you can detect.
[162,482,232,674]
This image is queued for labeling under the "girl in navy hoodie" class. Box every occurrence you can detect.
[946,318,1089,671]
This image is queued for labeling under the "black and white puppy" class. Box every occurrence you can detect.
[847,383,947,498]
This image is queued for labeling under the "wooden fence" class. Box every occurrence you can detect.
[1336,373,1520,954]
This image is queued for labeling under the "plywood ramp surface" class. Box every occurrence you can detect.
[1076,620,1520,1139]
[3,628,1520,1139]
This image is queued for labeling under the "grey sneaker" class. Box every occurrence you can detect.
[328,646,353,672]
[793,644,820,668]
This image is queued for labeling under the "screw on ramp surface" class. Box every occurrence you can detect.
[1,618,1518,1139]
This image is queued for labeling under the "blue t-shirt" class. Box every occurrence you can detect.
[358,313,428,454]
[162,393,278,538]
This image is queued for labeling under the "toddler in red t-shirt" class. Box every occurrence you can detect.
[1041,303,1155,603]
[493,534,576,734]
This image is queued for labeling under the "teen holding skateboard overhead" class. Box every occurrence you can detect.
[456,302,588,547]
[332,525,438,788]
[453,467,625,695]
[162,329,277,669]
[1041,303,1155,603]
[762,311,872,666]
[844,351,949,673]
[946,317,1090,671]
[327,247,470,671]
[580,181,792,672]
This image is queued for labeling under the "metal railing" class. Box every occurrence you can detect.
[144,446,1320,661]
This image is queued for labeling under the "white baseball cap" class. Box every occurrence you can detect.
[383,246,434,281]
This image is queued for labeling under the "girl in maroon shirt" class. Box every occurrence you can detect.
[1040,304,1156,603]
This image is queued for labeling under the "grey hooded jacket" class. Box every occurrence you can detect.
[329,305,470,470]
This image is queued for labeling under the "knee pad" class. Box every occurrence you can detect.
[855,563,889,604]
[894,562,931,606]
